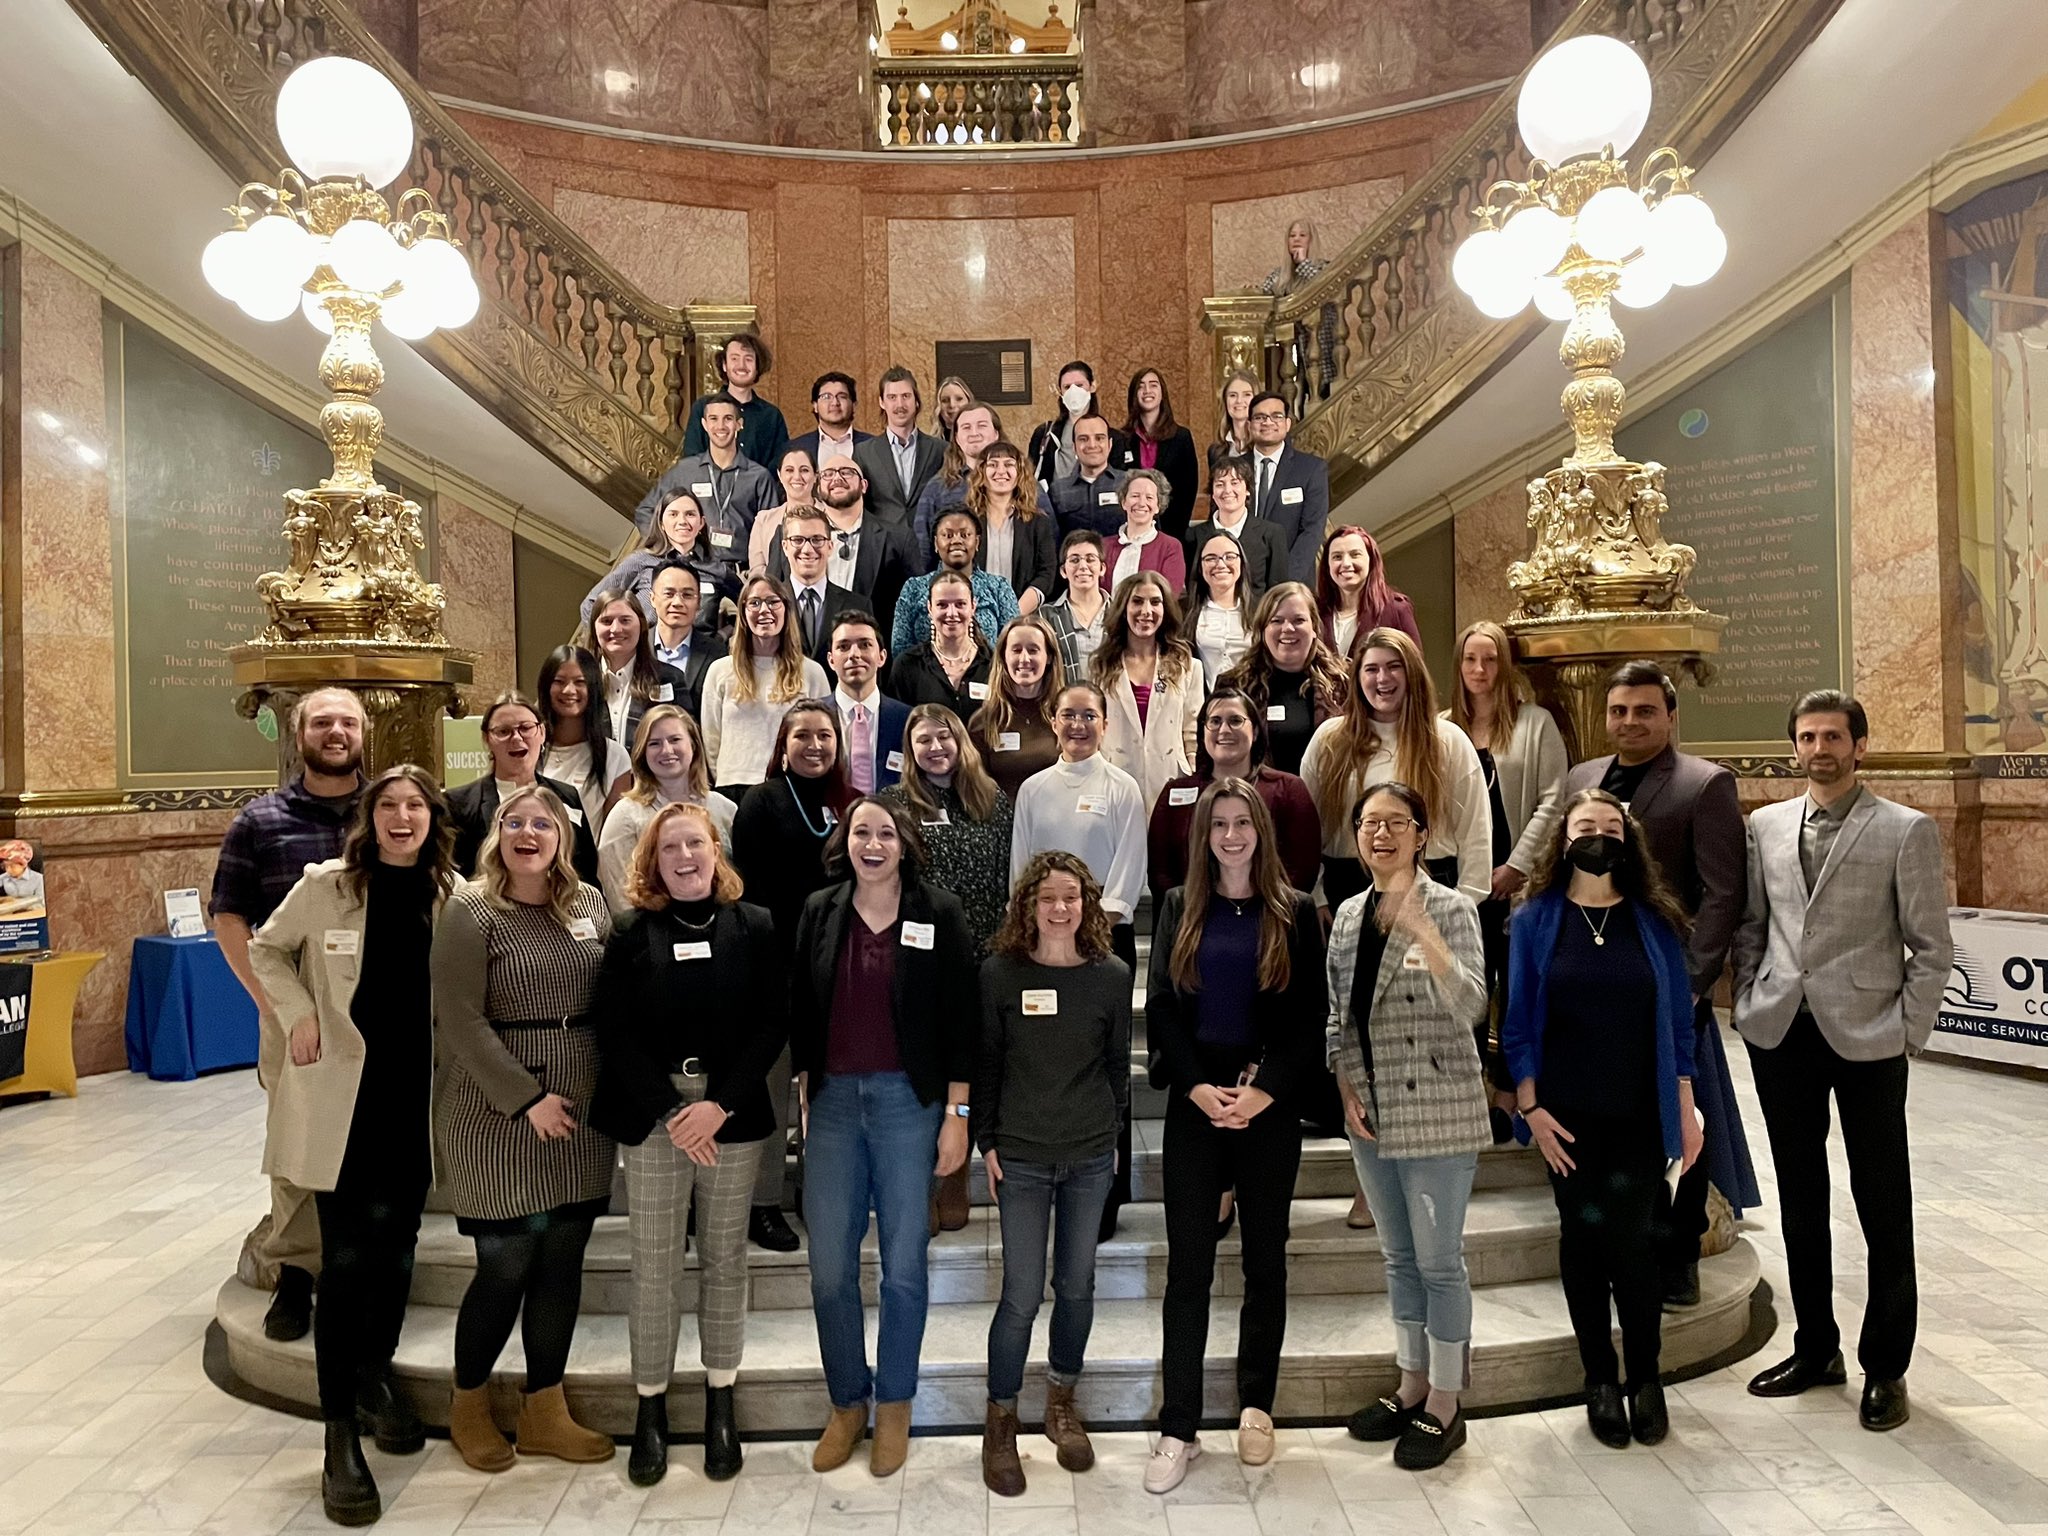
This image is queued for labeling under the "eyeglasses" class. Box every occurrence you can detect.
[501,815,556,835]
[782,535,832,552]
[815,390,852,403]
[1357,816,1416,834]
[486,722,541,742]
[1056,710,1101,725]
[1206,713,1251,730]
[1199,551,1240,566]
[819,466,862,482]
[1249,410,1287,424]
[744,597,786,612]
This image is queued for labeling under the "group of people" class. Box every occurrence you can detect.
[208,351,1953,1527]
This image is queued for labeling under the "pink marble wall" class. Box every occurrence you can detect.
[1451,479,1528,634]
[437,497,518,713]
[552,189,751,303]
[1210,176,1404,294]
[768,0,868,148]
[1086,0,1187,146]
[351,0,421,71]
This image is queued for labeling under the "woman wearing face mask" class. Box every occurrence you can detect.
[432,785,615,1473]
[975,851,1130,1497]
[746,445,821,574]
[890,569,997,718]
[597,706,738,915]
[1217,583,1350,777]
[580,589,691,757]
[250,766,455,1526]
[1184,533,1257,687]
[935,375,974,441]
[537,645,633,839]
[581,491,724,629]
[1143,780,1326,1492]
[448,692,601,882]
[1329,783,1490,1472]
[1094,570,1204,812]
[1106,470,1186,595]
[1030,361,1102,492]
[699,574,831,795]
[793,798,978,1479]
[1148,689,1320,907]
[968,439,1058,614]
[1121,368,1198,542]
[1207,367,1261,476]
[591,802,784,1487]
[968,616,1066,801]
[1314,526,1419,661]
[1504,788,1702,1451]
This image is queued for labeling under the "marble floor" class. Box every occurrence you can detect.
[3,1042,2047,1536]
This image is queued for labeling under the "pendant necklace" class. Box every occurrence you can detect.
[1577,901,1613,947]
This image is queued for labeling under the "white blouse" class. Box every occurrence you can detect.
[538,738,632,839]
[1010,753,1149,922]
[699,653,832,787]
[1193,600,1252,686]
[1297,714,1493,905]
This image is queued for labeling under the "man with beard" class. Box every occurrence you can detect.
[768,457,915,643]
[211,687,368,1343]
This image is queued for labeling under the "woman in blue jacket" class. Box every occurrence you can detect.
[1503,787,1702,1451]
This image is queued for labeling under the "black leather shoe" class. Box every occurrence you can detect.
[1394,1408,1466,1470]
[1628,1381,1669,1445]
[628,1394,669,1487]
[703,1384,743,1481]
[1586,1384,1631,1449]
[1347,1393,1421,1442]
[355,1371,424,1455]
[748,1206,800,1253]
[264,1265,314,1342]
[1662,1262,1700,1309]
[1860,1377,1910,1432]
[1747,1351,1847,1398]
[321,1420,381,1526]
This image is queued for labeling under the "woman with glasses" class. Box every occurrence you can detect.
[1094,570,1204,812]
[537,644,632,839]
[1216,583,1350,777]
[700,574,830,796]
[1147,688,1321,907]
[1184,457,1286,596]
[890,569,996,718]
[968,616,1065,801]
[1106,470,1186,595]
[597,706,738,916]
[448,691,599,881]
[967,438,1058,614]
[1185,534,1257,687]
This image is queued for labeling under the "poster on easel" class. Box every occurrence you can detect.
[0,840,50,957]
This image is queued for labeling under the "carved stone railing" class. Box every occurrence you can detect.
[66,0,754,517]
[1205,0,1844,501]
[870,54,1083,148]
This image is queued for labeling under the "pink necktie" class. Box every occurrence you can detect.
[850,704,875,793]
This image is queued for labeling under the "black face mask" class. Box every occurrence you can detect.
[1565,834,1629,877]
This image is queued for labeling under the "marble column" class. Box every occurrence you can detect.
[1083,0,1186,146]
[768,0,869,149]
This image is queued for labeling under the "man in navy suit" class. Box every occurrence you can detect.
[787,371,874,468]
[825,609,910,793]
[646,560,717,717]
[1245,390,1331,583]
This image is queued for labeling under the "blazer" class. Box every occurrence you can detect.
[854,430,946,527]
[789,877,980,1103]
[1099,654,1205,812]
[910,484,1062,576]
[1113,425,1200,540]
[1106,531,1187,594]
[1566,746,1744,994]
[1731,789,1952,1060]
[888,641,995,720]
[588,901,786,1144]
[835,691,912,790]
[1183,513,1287,596]
[654,642,717,720]
[786,581,869,669]
[788,428,874,465]
[1147,886,1328,1105]
[447,774,600,883]
[1325,873,1491,1160]
[1454,703,1568,877]
[1504,886,1698,1160]
[768,517,918,645]
[1246,443,1331,584]
[616,661,693,755]
[982,508,1060,604]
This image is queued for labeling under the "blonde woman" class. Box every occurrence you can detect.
[968,615,1067,800]
[699,573,830,793]
[597,705,739,915]
[1094,570,1205,811]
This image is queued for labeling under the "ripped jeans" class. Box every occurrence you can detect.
[1348,1137,1478,1392]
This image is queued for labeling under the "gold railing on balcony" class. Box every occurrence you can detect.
[66,0,756,519]
[1202,0,1843,501]
[870,54,1083,148]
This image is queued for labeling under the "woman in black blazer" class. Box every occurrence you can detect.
[590,802,785,1487]
[968,440,1059,614]
[1118,368,1200,543]
[791,796,978,1480]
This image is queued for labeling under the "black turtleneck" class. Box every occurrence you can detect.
[1265,666,1318,776]
[339,858,437,1192]
[730,772,841,956]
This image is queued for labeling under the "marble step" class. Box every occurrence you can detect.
[212,1239,1760,1436]
[404,1187,1567,1313]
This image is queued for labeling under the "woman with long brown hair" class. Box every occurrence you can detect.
[1120,367,1198,541]
[968,615,1066,800]
[536,644,632,838]
[1207,367,1261,475]
[1143,780,1326,1492]
[580,587,691,758]
[890,568,997,718]
[1094,570,1204,811]
[700,573,830,793]
[596,706,739,914]
[1216,582,1348,776]
[965,438,1057,613]
[1313,526,1419,660]
[580,489,726,628]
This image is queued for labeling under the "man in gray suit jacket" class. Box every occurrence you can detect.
[1732,690,1950,1432]
[853,366,945,528]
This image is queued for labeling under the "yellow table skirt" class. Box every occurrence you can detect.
[0,952,105,1099]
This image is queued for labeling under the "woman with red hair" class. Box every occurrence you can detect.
[1314,526,1419,662]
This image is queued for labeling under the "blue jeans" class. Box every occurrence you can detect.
[985,1150,1115,1405]
[803,1071,943,1407]
[1348,1137,1478,1391]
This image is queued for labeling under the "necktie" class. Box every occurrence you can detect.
[801,588,820,650]
[850,704,875,793]
[1257,455,1273,515]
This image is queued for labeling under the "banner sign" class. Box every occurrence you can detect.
[1937,907,2048,1066]
[0,965,29,1082]
[0,839,50,956]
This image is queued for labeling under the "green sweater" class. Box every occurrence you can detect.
[972,953,1131,1164]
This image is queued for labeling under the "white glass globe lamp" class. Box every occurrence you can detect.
[1663,216,1727,287]
[236,278,306,323]
[201,227,252,299]
[1614,253,1672,309]
[1473,271,1534,320]
[1574,184,1650,263]
[1502,203,1571,280]
[405,236,481,327]
[1516,35,1652,164]
[328,218,404,294]
[1452,225,1509,299]
[241,211,319,292]
[379,284,440,341]
[275,56,415,189]
[1533,273,1576,323]
[300,289,336,334]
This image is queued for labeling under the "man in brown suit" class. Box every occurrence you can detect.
[1565,660,1760,1305]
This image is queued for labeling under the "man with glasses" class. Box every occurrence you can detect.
[779,506,867,668]
[768,457,916,642]
[790,371,873,466]
[855,366,944,527]
[1245,391,1330,583]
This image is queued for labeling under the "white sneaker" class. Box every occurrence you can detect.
[1144,1434,1201,1493]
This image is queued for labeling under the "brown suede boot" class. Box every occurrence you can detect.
[1043,1381,1095,1472]
[870,1399,912,1477]
[982,1401,1026,1497]
[936,1165,971,1232]
[812,1402,868,1472]
[514,1383,614,1463]
[448,1385,514,1473]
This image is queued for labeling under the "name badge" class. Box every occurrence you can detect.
[674,941,711,962]
[1267,704,1287,722]
[1021,989,1059,1016]
[886,750,905,772]
[922,809,951,827]
[901,921,935,950]
[1098,490,1120,504]
[709,530,735,549]
[1167,786,1198,807]
[1402,948,1429,971]
[568,917,598,941]
[1280,486,1304,505]
[996,732,1021,752]
[700,578,717,596]
[691,481,714,497]
[656,684,674,702]
[967,681,989,700]
[323,929,359,956]
[562,805,584,827]
[1077,794,1108,816]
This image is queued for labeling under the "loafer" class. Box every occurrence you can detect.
[1394,1408,1466,1471]
[1143,1434,1200,1494]
[1347,1393,1421,1442]
[748,1206,800,1253]
[1662,1262,1701,1310]
[1236,1408,1275,1466]
[1860,1377,1910,1432]
[1747,1351,1847,1399]
[1347,1189,1377,1229]
[1628,1380,1668,1445]
[1586,1383,1631,1449]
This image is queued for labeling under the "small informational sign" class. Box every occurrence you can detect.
[1936,907,2048,1066]
[443,716,488,790]
[164,888,206,939]
[0,965,28,1081]
[0,840,49,956]
[935,340,1033,407]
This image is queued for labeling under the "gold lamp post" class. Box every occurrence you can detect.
[1450,35,1729,758]
[199,55,482,781]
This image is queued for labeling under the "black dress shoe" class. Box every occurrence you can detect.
[1394,1408,1466,1470]
[355,1370,424,1455]
[1662,1262,1701,1310]
[1347,1393,1421,1442]
[1860,1377,1910,1432]
[1628,1380,1669,1445]
[748,1206,800,1253]
[1585,1384,1631,1449]
[703,1384,743,1481]
[1747,1351,1847,1398]
[264,1265,314,1342]
[628,1394,669,1487]
[321,1420,381,1526]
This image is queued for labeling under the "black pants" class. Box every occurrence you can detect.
[1100,922,1137,1236]
[1158,1084,1302,1440]
[1548,1113,1666,1391]
[1747,1010,1916,1380]
[453,1210,601,1393]
[313,1184,427,1419]
[1656,1000,1717,1277]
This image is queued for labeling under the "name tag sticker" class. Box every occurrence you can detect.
[1021,989,1059,1016]
[1168,786,1199,807]
[922,809,951,827]
[901,921,935,950]
[691,481,715,497]
[700,579,717,596]
[968,681,989,700]
[323,929,359,956]
[674,941,712,962]
[886,750,905,772]
[1402,948,1429,971]
[996,732,1022,752]
[1280,486,1304,505]
[1098,490,1121,504]
[568,917,599,941]
[563,806,584,827]
[709,530,735,549]
[656,684,675,702]
[1267,704,1287,722]
[1077,795,1108,816]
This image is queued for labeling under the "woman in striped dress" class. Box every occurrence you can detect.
[431,784,616,1473]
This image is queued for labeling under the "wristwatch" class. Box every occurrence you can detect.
[948,1103,972,1118]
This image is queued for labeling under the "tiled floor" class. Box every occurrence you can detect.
[4,1042,2048,1535]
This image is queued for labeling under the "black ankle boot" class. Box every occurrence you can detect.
[704,1384,742,1481]
[628,1394,669,1487]
[265,1265,314,1342]
[322,1420,380,1526]
[1585,1383,1631,1449]
[355,1370,424,1455]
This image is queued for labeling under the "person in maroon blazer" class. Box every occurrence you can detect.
[1313,526,1419,662]
[1147,688,1320,907]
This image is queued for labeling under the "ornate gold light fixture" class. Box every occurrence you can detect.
[199,56,480,779]
[1450,35,1728,755]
